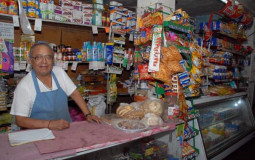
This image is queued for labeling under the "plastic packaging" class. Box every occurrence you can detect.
[18,0,34,35]
[114,119,148,133]
[162,92,179,122]
[92,41,98,61]
[86,41,93,61]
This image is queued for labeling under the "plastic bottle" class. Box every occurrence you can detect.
[97,42,104,61]
[103,43,107,60]
[86,41,93,61]
[92,41,98,61]
[81,42,87,62]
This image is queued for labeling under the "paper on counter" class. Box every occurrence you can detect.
[8,128,55,146]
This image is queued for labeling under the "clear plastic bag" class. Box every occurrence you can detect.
[17,0,34,35]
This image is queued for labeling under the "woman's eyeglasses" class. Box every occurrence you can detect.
[31,55,54,62]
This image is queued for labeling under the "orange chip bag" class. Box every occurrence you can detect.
[151,63,172,84]
[166,61,184,73]
[161,45,182,63]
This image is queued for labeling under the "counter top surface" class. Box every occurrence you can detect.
[0,121,175,160]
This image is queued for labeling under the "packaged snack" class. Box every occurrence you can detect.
[220,0,244,20]
[151,62,172,84]
[116,103,144,120]
[142,113,163,126]
[161,45,182,63]
[140,99,164,116]
[138,64,153,80]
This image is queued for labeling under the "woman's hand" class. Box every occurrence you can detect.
[48,119,70,130]
[86,115,101,123]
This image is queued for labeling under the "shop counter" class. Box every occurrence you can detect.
[0,121,175,160]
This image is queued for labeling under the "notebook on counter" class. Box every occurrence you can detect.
[8,128,55,146]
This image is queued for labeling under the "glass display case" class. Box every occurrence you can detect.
[190,92,255,159]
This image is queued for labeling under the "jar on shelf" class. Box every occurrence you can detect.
[162,92,179,122]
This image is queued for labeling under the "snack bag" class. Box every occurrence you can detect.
[138,64,154,80]
[151,62,172,84]
[220,0,244,20]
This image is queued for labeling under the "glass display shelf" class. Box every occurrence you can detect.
[195,94,255,159]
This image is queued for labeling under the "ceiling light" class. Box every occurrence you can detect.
[220,0,240,4]
[220,0,228,3]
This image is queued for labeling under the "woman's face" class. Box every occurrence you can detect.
[29,45,54,77]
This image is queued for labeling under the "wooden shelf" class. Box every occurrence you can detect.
[0,13,106,29]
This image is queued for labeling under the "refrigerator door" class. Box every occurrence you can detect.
[195,93,255,159]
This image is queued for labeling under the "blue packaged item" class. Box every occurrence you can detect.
[97,42,104,61]
[92,41,98,61]
[86,41,93,61]
[106,43,113,65]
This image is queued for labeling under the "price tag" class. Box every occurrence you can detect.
[129,33,134,41]
[71,62,78,71]
[128,86,135,94]
[26,63,31,72]
[20,61,27,70]
[56,61,64,68]
[92,25,98,34]
[89,61,94,70]
[98,61,105,69]
[12,15,19,27]
[63,61,69,70]
[14,62,20,71]
[34,19,42,31]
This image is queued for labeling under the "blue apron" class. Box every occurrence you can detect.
[30,70,72,122]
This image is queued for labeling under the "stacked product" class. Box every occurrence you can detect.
[109,1,136,34]
[92,0,103,26]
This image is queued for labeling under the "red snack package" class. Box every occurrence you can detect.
[138,64,154,80]
[220,0,244,20]
[240,12,253,26]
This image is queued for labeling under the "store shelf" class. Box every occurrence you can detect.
[186,92,247,106]
[113,50,125,54]
[164,21,193,33]
[218,49,249,57]
[0,13,106,29]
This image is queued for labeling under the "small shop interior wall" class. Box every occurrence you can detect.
[8,20,133,80]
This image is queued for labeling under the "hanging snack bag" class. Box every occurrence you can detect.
[219,0,244,21]
[166,61,184,74]
[151,62,172,84]
[138,64,153,80]
[240,12,253,26]
[161,45,182,64]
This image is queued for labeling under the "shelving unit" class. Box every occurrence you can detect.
[0,13,106,29]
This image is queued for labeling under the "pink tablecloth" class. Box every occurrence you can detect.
[0,121,175,160]
[35,121,141,154]
[0,134,76,160]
